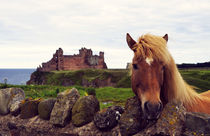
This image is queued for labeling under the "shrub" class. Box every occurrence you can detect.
[86,87,96,96]
[56,88,60,94]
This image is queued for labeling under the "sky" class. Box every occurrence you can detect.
[0,0,210,68]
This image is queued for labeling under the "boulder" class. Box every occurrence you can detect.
[119,96,147,136]
[50,88,80,127]
[94,106,124,130]
[182,112,210,136]
[38,98,56,120]
[0,88,25,115]
[134,101,186,136]
[10,101,22,116]
[72,95,100,127]
[9,88,25,116]
[20,99,42,119]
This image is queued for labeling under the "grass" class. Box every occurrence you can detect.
[179,69,210,93]
[1,68,209,109]
[0,84,132,109]
[30,69,130,87]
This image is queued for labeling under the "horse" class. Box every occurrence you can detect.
[126,33,210,120]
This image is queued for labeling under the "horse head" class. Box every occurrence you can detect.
[126,33,169,120]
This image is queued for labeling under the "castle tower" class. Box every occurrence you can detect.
[79,47,92,57]
[99,52,104,58]
[56,48,64,70]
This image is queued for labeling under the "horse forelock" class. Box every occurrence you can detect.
[132,34,171,65]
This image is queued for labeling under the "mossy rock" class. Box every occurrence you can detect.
[38,98,56,120]
[72,95,99,127]
[119,96,147,136]
[50,88,80,127]
[20,99,42,119]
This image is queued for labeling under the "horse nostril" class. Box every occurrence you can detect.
[158,102,163,112]
[144,101,163,112]
[144,101,150,112]
[144,101,163,120]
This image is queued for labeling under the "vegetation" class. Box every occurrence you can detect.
[0,68,209,109]
[0,84,133,109]
[85,87,96,96]
[29,69,131,87]
[179,69,210,93]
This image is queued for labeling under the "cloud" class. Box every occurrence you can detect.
[0,0,210,68]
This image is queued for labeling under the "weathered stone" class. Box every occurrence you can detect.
[0,114,120,136]
[182,112,210,136]
[0,88,25,115]
[20,99,41,119]
[9,88,25,116]
[72,95,100,127]
[38,98,56,120]
[134,102,186,136]
[8,88,25,109]
[7,122,17,130]
[50,88,80,127]
[10,101,22,116]
[94,106,124,130]
[119,96,147,136]
[29,48,107,73]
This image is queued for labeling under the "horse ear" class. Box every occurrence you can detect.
[126,33,136,51]
[163,34,168,42]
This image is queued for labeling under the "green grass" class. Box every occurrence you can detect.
[1,68,209,109]
[180,69,210,93]
[30,69,130,87]
[96,87,134,108]
[0,84,133,110]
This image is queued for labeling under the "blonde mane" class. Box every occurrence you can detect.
[132,34,170,63]
[133,34,202,111]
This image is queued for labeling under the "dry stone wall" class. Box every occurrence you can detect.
[0,88,210,136]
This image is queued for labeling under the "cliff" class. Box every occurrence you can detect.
[27,69,131,88]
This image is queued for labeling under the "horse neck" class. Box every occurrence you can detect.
[162,57,200,107]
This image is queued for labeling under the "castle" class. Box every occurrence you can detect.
[37,48,107,71]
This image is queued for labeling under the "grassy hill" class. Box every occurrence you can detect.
[27,69,131,88]
[179,69,210,93]
[27,68,210,91]
[1,68,210,109]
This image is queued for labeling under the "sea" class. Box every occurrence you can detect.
[0,69,36,85]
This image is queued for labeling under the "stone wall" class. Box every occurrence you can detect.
[0,88,210,136]
[37,47,107,72]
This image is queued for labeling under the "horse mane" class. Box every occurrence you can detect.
[133,34,201,109]
[132,34,171,63]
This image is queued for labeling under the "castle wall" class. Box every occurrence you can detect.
[37,48,107,71]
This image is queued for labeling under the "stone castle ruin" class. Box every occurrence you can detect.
[37,48,107,71]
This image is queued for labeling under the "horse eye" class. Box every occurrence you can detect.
[133,64,138,69]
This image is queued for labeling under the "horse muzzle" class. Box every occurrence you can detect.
[143,101,163,120]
